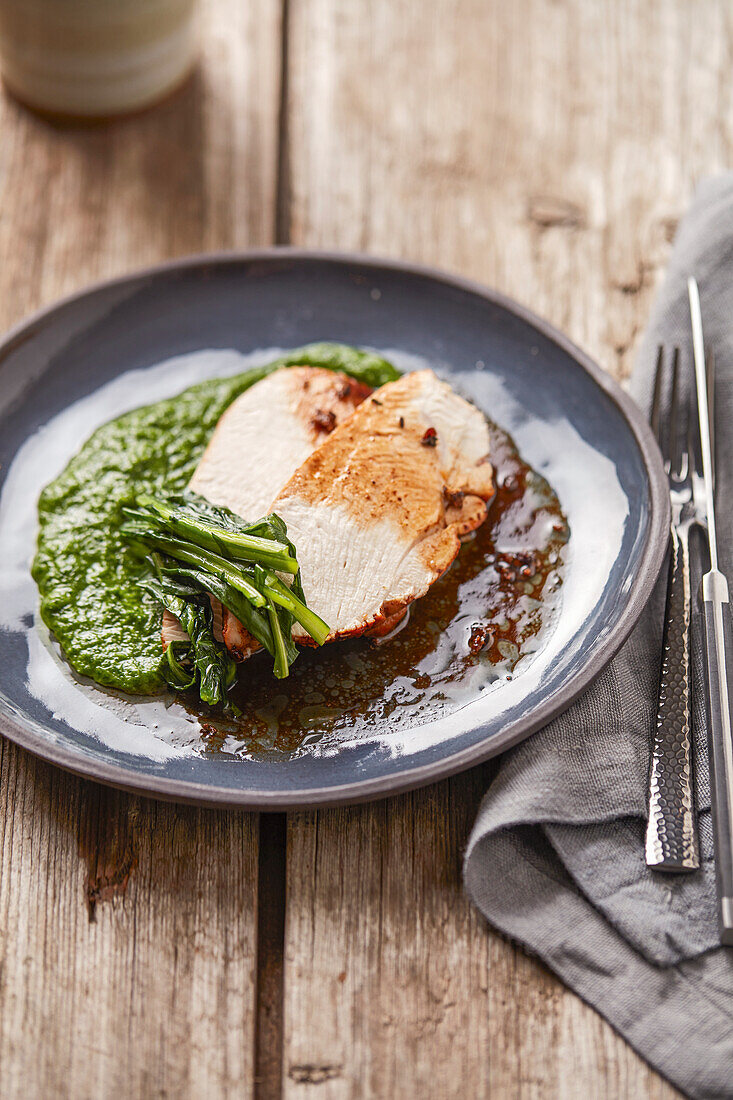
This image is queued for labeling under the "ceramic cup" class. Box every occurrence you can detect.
[0,0,198,118]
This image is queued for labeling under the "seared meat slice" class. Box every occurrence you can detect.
[160,366,370,653]
[188,366,371,518]
[161,609,189,646]
[161,598,225,646]
[265,370,493,643]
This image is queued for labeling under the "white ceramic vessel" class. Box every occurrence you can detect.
[0,0,197,117]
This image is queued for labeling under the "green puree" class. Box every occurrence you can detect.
[32,343,400,695]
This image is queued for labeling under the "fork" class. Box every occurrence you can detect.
[645,345,701,871]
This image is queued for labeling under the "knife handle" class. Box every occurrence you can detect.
[646,524,700,870]
[702,570,733,945]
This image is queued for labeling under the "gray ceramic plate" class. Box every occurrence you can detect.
[0,252,668,807]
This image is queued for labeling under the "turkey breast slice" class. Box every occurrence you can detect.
[161,598,225,650]
[160,366,371,651]
[268,369,494,644]
[188,366,372,518]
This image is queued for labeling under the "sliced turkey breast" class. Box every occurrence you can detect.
[188,366,372,518]
[225,370,494,651]
[161,366,370,652]
[161,598,225,649]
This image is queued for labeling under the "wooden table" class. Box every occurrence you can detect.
[1,1,726,1095]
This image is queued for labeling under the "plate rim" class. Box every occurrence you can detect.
[0,248,670,809]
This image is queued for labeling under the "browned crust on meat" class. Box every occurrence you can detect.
[445,494,488,536]
[365,606,409,637]
[287,368,372,441]
[277,374,494,537]
[220,601,411,659]
[222,607,261,660]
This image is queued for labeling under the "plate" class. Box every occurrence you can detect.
[0,252,668,808]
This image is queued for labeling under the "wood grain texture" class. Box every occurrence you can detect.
[281,0,733,1095]
[284,0,732,381]
[0,749,260,1099]
[0,2,282,1097]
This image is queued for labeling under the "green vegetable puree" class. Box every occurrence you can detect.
[32,344,400,695]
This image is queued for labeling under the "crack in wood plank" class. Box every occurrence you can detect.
[527,194,587,230]
[287,1063,343,1085]
[254,813,287,1100]
[275,0,292,245]
[77,787,139,923]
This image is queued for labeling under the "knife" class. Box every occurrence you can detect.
[688,276,733,946]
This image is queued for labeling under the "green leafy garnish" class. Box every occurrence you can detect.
[120,493,329,706]
[140,564,236,707]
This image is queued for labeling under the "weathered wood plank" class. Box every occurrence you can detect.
[0,751,261,1099]
[281,0,733,1094]
[284,0,732,380]
[0,2,282,1097]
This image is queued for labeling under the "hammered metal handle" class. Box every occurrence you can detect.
[645,524,700,870]
[702,572,733,941]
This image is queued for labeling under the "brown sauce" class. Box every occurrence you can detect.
[191,419,569,759]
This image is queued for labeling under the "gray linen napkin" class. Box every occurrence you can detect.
[464,175,733,1100]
